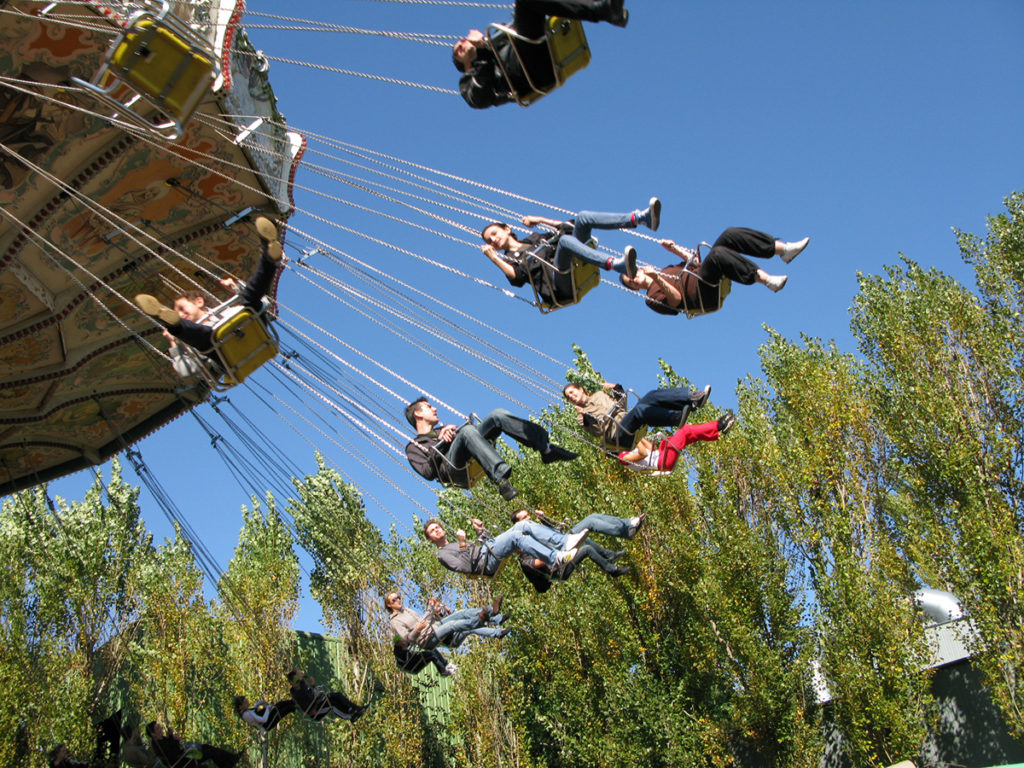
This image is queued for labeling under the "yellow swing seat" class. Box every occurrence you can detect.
[678,242,733,318]
[435,415,490,490]
[72,0,219,140]
[178,296,279,391]
[487,16,591,107]
[523,235,602,313]
[211,307,279,386]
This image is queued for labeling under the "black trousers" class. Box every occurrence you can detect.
[700,227,776,286]
[513,0,609,37]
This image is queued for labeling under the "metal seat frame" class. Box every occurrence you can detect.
[72,0,219,140]
[178,294,279,391]
[672,242,733,318]
[486,16,591,107]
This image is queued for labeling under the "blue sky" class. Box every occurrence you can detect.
[46,0,1024,631]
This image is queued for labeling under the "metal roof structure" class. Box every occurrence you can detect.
[0,0,303,493]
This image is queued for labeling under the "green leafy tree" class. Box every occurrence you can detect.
[851,190,1024,738]
[0,464,151,766]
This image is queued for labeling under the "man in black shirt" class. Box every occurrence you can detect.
[454,0,629,109]
[405,397,577,501]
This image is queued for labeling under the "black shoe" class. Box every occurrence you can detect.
[606,0,628,27]
[692,385,711,410]
[608,549,627,563]
[497,627,512,639]
[717,411,736,436]
[542,444,579,464]
[610,565,631,577]
[350,705,366,724]
[497,479,519,501]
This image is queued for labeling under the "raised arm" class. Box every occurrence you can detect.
[618,437,654,465]
[481,245,517,280]
[521,215,565,229]
[647,266,683,307]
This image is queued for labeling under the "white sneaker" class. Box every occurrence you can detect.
[564,529,589,551]
[780,237,809,264]
[764,274,789,293]
[442,663,458,676]
[556,547,578,565]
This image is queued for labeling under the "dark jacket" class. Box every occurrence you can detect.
[504,222,575,303]
[459,33,555,109]
[406,429,451,483]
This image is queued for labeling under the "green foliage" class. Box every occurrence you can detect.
[564,343,605,392]
[850,191,1024,740]
[7,193,1024,768]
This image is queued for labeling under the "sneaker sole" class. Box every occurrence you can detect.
[648,197,661,231]
[693,385,711,409]
[265,240,284,263]
[255,215,278,242]
[135,294,180,325]
[625,246,637,278]
[780,237,809,264]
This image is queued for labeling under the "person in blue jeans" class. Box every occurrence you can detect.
[424,517,588,578]
[479,198,661,304]
[563,380,712,450]
[511,508,643,590]
[515,508,646,540]
[405,398,577,500]
[386,592,508,651]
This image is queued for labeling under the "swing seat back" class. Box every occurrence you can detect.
[72,0,218,140]
[547,17,591,83]
[680,243,732,318]
[466,552,506,580]
[487,17,590,107]
[598,389,648,451]
[211,308,279,385]
[434,414,491,489]
[442,456,486,490]
[530,236,601,313]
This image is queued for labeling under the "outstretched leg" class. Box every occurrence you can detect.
[656,417,731,471]
[617,386,708,437]
[238,216,284,311]
[513,0,625,37]
[477,409,577,463]
[702,227,790,292]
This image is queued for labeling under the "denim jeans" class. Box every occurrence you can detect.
[575,540,619,572]
[448,409,551,482]
[483,519,567,569]
[616,387,699,441]
[571,513,631,538]
[554,210,635,271]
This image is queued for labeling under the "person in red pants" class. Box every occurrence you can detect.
[616,412,736,472]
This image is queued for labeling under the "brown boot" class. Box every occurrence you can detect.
[135,294,179,326]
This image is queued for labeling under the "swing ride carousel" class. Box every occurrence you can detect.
[0,0,303,494]
[0,0,652,508]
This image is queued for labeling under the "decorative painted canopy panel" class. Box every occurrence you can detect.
[0,0,302,493]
